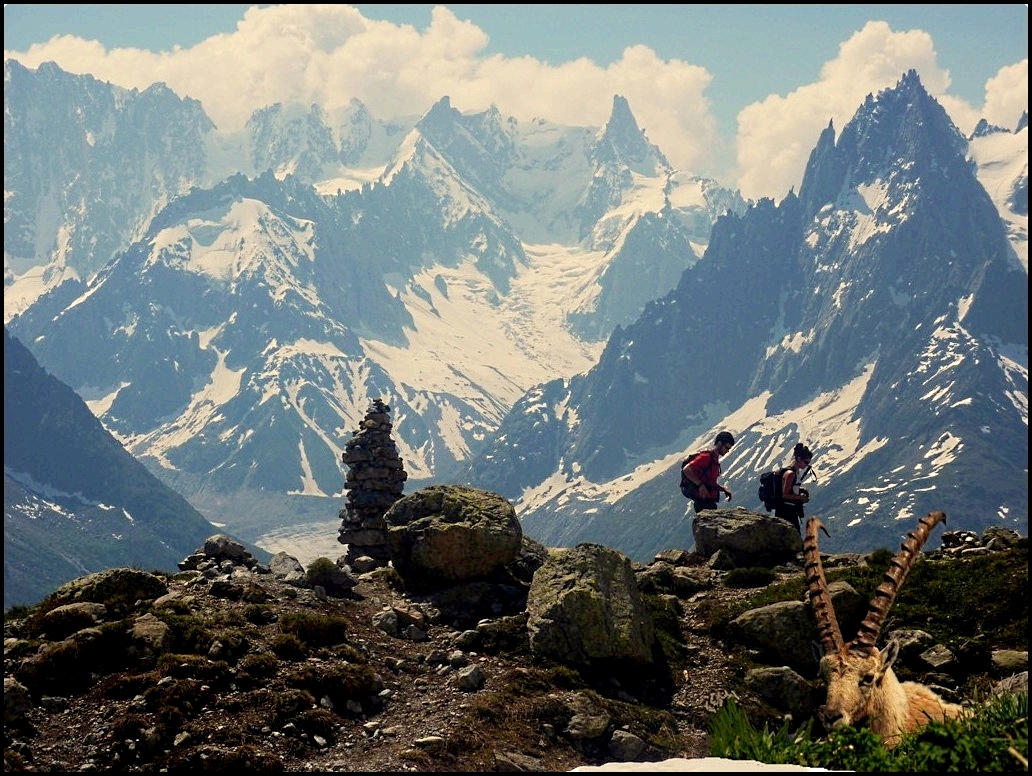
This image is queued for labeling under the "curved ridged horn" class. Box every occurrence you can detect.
[804,517,844,654]
[850,511,947,653]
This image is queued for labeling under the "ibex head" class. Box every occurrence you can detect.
[804,511,947,740]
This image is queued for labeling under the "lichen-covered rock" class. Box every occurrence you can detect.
[692,507,802,567]
[4,676,33,731]
[45,568,168,607]
[384,485,522,586]
[23,602,107,641]
[525,543,655,668]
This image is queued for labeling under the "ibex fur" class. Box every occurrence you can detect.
[804,511,967,748]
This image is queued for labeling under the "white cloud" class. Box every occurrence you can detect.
[735,22,947,200]
[5,10,1025,203]
[982,59,1029,131]
[732,21,1027,201]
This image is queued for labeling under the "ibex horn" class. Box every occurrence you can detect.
[850,511,947,654]
[803,517,844,654]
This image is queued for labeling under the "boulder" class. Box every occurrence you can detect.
[384,485,522,587]
[692,507,802,567]
[526,543,655,669]
[45,568,168,607]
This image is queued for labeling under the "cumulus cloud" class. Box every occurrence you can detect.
[982,59,1028,132]
[4,8,1025,203]
[732,21,1027,201]
[734,22,944,200]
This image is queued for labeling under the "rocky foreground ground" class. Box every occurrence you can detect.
[4,517,1027,773]
[4,548,799,772]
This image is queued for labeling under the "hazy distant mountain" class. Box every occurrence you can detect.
[463,71,1028,559]
[3,329,263,609]
[3,60,213,319]
[5,60,745,555]
[2,60,416,318]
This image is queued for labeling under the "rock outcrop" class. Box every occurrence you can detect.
[3,514,1026,773]
[691,508,803,567]
[383,484,522,587]
[527,543,656,670]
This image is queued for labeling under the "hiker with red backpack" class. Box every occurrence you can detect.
[680,431,735,513]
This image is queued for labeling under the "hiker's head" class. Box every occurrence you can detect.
[794,443,813,465]
[714,431,735,453]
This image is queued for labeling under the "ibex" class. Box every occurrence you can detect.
[804,511,967,748]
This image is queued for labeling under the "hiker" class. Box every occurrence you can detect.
[774,442,814,532]
[682,431,735,512]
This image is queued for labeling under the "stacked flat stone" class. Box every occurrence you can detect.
[337,398,407,567]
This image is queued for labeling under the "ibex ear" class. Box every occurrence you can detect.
[881,638,901,672]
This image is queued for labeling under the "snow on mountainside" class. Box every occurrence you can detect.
[968,115,1028,271]
[7,63,744,558]
[4,62,1026,568]
[464,71,1028,560]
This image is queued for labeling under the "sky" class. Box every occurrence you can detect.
[3,4,1028,201]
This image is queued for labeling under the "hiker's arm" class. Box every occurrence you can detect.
[720,484,733,500]
[782,471,808,503]
[683,465,703,489]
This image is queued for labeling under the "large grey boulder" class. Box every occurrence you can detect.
[692,507,803,567]
[384,485,522,587]
[526,543,655,669]
[45,568,168,607]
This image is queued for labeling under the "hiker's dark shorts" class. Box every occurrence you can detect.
[692,498,719,513]
[775,503,804,532]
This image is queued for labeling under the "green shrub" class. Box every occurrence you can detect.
[143,677,205,731]
[286,661,381,709]
[709,692,1029,771]
[270,632,307,661]
[306,557,338,587]
[243,604,273,625]
[4,604,33,625]
[155,598,192,616]
[238,652,279,679]
[369,565,404,590]
[210,627,250,663]
[273,688,316,724]
[866,547,894,568]
[155,612,215,655]
[725,567,777,588]
[278,611,349,648]
[296,707,337,739]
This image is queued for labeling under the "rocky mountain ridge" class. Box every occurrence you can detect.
[2,329,261,611]
[473,70,1027,559]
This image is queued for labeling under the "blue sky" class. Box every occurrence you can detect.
[4,4,1027,199]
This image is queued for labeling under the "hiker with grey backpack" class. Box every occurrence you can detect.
[758,442,815,532]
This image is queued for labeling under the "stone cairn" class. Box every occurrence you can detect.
[337,398,407,569]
